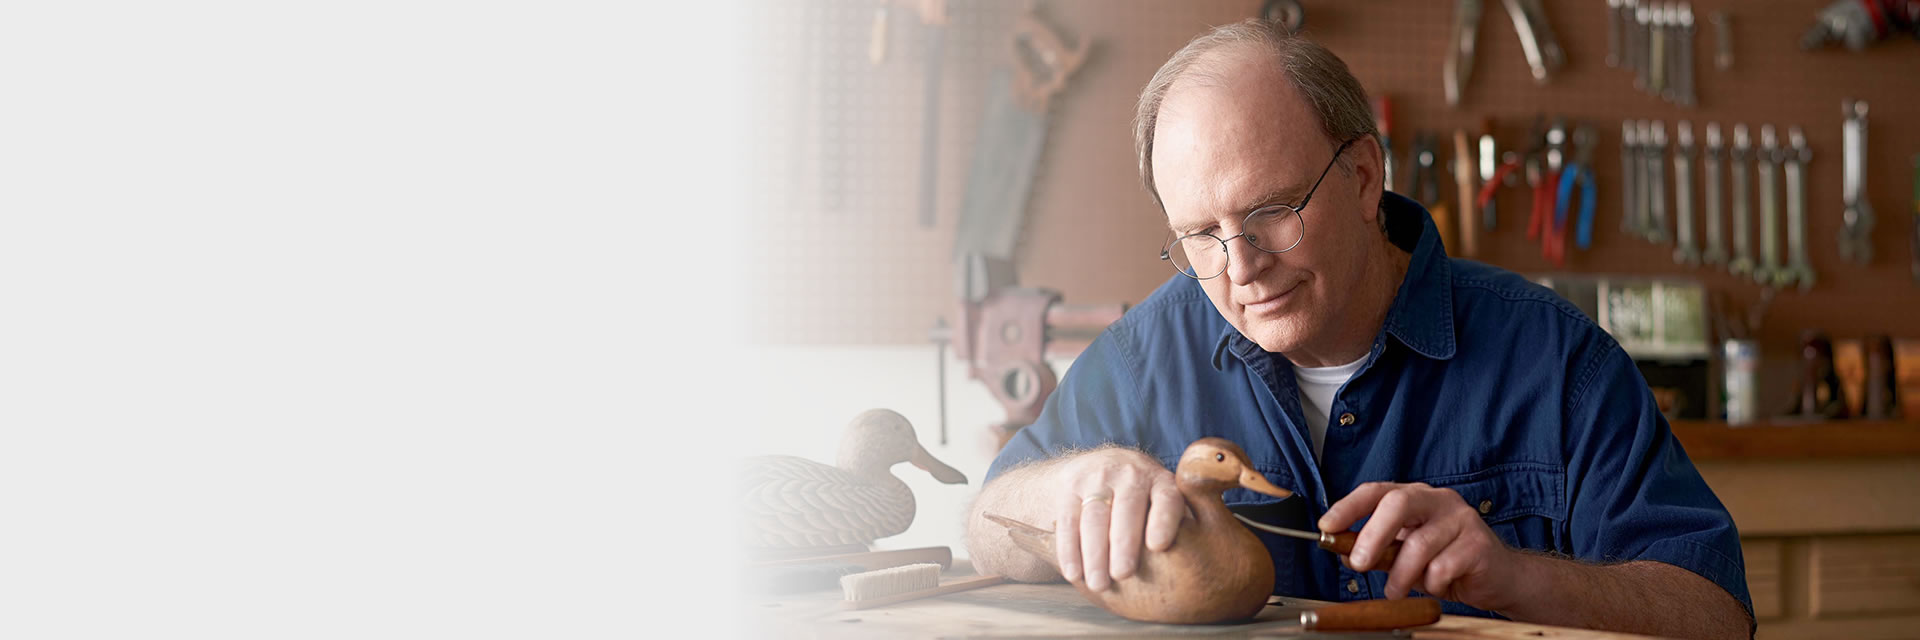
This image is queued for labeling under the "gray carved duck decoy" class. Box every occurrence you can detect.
[743,409,967,550]
[985,437,1293,624]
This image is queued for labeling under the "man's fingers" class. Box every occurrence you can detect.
[1080,497,1113,591]
[1350,485,1436,571]
[1108,488,1148,581]
[1319,481,1397,532]
[1383,519,1455,599]
[1054,500,1083,585]
[1143,480,1184,551]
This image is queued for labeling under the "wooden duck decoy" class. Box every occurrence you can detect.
[743,409,967,550]
[984,437,1293,624]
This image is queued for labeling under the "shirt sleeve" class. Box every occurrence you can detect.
[984,322,1149,483]
[1562,338,1755,622]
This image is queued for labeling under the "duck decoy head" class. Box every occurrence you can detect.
[838,408,968,484]
[1175,437,1293,499]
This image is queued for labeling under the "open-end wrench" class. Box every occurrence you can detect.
[1728,124,1755,276]
[1674,121,1699,264]
[1501,0,1565,84]
[1649,4,1667,96]
[1675,3,1696,106]
[1633,4,1652,90]
[1645,121,1669,244]
[1622,120,1641,236]
[1755,125,1782,285]
[1702,123,1728,265]
[1711,10,1733,70]
[1779,127,1816,290]
[1840,99,1874,264]
[1607,0,1625,68]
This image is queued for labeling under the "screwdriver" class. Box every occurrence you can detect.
[1234,513,1403,568]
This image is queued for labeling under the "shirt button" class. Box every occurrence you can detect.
[1346,579,1360,594]
[1338,412,1356,426]
[1478,499,1494,515]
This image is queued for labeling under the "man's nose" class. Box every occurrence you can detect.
[1223,235,1272,285]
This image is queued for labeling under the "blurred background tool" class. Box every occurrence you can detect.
[1260,0,1307,33]
[1839,99,1875,265]
[915,0,948,228]
[1443,0,1482,107]
[1559,122,1597,256]
[1478,121,1498,230]
[1802,0,1920,50]
[1454,128,1480,258]
[1499,0,1564,84]
[953,7,1088,266]
[1672,121,1700,266]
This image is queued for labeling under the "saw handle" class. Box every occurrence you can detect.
[1306,597,1444,631]
[1322,531,1402,569]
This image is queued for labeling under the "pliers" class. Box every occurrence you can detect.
[1556,124,1599,259]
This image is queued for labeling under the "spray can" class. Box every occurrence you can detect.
[1723,339,1760,425]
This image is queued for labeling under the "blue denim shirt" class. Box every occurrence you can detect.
[985,193,1750,620]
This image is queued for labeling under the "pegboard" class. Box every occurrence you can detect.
[738,0,1920,369]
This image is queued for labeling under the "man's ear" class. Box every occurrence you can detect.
[1350,135,1386,226]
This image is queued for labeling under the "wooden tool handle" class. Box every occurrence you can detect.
[1322,532,1401,568]
[1306,598,1443,631]
[842,575,1007,610]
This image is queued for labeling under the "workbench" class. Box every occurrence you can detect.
[748,568,1662,639]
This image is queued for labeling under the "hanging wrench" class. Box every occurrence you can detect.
[1702,123,1728,266]
[1674,121,1699,264]
[1649,4,1667,97]
[1634,4,1653,91]
[1840,99,1874,264]
[1622,121,1641,236]
[1755,125,1782,286]
[1675,3,1696,106]
[1607,0,1624,68]
[1501,0,1565,84]
[1645,121,1669,244]
[1778,127,1816,291]
[1728,124,1755,276]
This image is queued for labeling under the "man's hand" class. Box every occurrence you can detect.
[1048,448,1187,592]
[1319,482,1521,611]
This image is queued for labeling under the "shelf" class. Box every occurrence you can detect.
[1670,419,1920,460]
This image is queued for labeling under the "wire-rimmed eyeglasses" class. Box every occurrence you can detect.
[1159,139,1354,280]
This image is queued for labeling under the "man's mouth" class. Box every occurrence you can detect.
[1241,282,1301,314]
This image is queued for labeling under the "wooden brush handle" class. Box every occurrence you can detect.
[1305,598,1442,631]
[842,575,1007,610]
[752,546,953,571]
[1321,532,1401,568]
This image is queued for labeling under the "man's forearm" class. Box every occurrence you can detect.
[964,456,1072,583]
[1500,553,1750,640]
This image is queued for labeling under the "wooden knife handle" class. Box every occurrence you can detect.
[1321,532,1401,568]
[1306,598,1443,631]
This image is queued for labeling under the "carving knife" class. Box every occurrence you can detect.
[1236,513,1403,567]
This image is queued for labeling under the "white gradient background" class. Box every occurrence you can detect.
[0,2,732,637]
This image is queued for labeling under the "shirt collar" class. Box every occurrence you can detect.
[1210,191,1456,370]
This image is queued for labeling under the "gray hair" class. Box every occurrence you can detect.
[1132,20,1380,212]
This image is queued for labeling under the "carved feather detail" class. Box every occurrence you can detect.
[742,455,915,548]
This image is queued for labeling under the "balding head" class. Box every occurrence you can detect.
[1133,21,1378,212]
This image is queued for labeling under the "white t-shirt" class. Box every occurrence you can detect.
[1294,356,1368,459]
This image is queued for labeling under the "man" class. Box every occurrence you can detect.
[965,21,1751,640]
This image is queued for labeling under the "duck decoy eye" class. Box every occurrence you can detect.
[1214,453,1225,462]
